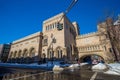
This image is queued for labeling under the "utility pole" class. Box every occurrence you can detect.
[57,0,78,30]
[47,0,78,65]
[51,33,54,64]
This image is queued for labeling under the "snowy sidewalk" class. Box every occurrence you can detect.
[92,63,120,75]
[0,62,88,71]
[105,63,120,75]
[0,63,53,70]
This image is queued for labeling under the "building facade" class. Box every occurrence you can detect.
[76,22,115,63]
[7,32,43,63]
[8,13,118,63]
[42,13,78,61]
[0,44,11,62]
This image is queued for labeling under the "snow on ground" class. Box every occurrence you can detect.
[80,63,88,66]
[0,61,71,70]
[104,70,120,75]
[53,65,64,71]
[92,63,108,70]
[92,62,120,75]
[0,62,53,70]
[1,62,120,76]
[104,63,120,75]
[0,61,88,71]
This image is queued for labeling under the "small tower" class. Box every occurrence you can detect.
[72,22,80,36]
[114,14,120,25]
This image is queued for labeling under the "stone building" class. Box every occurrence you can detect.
[8,32,42,63]
[0,44,11,62]
[76,22,114,63]
[42,13,78,61]
[8,12,117,63]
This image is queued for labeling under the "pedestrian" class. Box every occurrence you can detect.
[77,59,80,65]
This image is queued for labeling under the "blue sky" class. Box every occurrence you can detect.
[0,0,120,44]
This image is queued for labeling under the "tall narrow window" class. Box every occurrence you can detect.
[53,24,54,29]
[104,46,106,51]
[44,39,48,44]
[42,35,48,46]
[58,50,59,58]
[48,26,49,30]
[60,50,62,58]
[55,22,57,28]
[50,24,52,30]
[50,51,52,58]
[46,26,47,31]
[109,48,112,53]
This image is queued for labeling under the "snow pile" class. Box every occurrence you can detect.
[104,63,120,75]
[53,65,64,71]
[104,70,120,75]
[80,63,88,66]
[0,62,88,71]
[92,63,108,70]
[0,63,53,70]
[68,63,80,70]
[53,61,70,67]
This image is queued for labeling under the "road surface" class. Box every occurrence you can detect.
[0,64,120,80]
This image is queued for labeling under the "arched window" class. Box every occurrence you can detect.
[46,26,48,31]
[42,53,46,58]
[104,46,106,51]
[14,51,17,58]
[55,46,63,59]
[97,45,100,49]
[50,51,52,58]
[50,24,52,30]
[60,50,62,58]
[48,50,54,59]
[10,52,13,58]
[57,50,59,58]
[48,25,49,30]
[57,49,62,59]
[23,49,28,58]
[42,35,48,46]
[55,22,57,28]
[52,24,54,29]
[18,50,22,58]
[29,48,35,57]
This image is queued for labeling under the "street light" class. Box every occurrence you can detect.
[65,0,78,14]
[48,0,78,65]
[57,22,63,30]
[49,33,56,65]
[57,0,78,30]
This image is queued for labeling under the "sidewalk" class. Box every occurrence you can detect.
[0,62,53,70]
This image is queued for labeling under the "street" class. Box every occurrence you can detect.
[0,64,120,80]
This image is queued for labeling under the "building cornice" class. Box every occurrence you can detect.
[43,12,64,24]
[76,32,99,39]
[12,32,42,44]
[77,44,101,48]
[78,50,103,53]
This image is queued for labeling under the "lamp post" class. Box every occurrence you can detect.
[50,33,57,65]
[47,0,78,64]
[51,34,54,64]
[57,0,78,23]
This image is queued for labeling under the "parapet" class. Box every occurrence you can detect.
[12,32,42,44]
[43,12,64,24]
[76,32,98,39]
